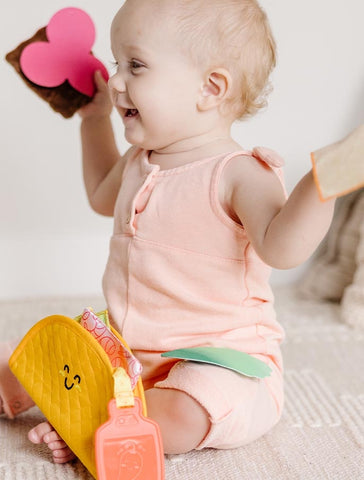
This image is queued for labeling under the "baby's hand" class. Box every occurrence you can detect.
[28,422,76,464]
[78,70,113,119]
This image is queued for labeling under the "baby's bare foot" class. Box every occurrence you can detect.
[28,422,76,464]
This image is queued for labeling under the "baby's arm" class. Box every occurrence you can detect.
[79,71,131,216]
[226,157,335,269]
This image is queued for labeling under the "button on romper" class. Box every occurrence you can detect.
[103,147,286,448]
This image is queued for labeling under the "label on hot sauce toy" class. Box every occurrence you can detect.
[95,397,165,480]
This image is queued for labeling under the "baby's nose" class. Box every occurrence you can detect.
[108,72,126,98]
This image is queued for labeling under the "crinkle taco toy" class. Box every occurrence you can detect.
[8,309,164,480]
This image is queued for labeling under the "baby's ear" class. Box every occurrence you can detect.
[197,68,232,112]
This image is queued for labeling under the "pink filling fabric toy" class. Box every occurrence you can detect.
[20,7,108,97]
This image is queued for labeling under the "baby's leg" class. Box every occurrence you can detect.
[28,422,76,463]
[0,341,34,418]
[153,360,283,451]
[145,388,210,454]
[1,341,75,463]
[27,388,209,463]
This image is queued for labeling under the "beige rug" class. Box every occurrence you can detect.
[1,286,363,479]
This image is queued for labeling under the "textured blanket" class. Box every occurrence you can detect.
[1,287,363,479]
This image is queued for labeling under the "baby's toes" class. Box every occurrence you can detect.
[43,430,63,445]
[28,422,54,444]
[47,439,67,451]
[52,446,76,464]
[43,430,76,463]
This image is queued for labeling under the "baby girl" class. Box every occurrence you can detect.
[1,0,339,465]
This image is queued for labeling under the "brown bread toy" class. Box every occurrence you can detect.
[6,27,92,118]
[5,8,108,118]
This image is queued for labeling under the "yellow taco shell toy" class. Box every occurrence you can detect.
[9,311,146,479]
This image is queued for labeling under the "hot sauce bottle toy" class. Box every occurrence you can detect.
[95,368,165,480]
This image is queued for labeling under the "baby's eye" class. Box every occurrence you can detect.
[128,59,145,74]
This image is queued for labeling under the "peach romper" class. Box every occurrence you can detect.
[103,147,286,449]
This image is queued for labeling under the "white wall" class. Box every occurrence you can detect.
[1,0,364,300]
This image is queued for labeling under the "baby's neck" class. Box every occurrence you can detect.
[149,135,241,171]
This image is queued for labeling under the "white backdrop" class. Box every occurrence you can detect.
[1,0,364,300]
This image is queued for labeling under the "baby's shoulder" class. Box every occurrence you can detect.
[222,150,280,190]
[220,148,286,211]
[226,146,284,172]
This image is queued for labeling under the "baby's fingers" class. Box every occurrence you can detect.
[94,70,109,91]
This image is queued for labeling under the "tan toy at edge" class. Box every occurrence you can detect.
[312,125,364,201]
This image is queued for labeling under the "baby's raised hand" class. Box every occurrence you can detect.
[78,70,113,119]
[28,422,76,464]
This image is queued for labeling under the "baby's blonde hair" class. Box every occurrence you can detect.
[171,0,276,120]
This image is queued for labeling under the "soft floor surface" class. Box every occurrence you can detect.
[1,286,363,479]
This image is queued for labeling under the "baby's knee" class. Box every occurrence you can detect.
[145,388,210,454]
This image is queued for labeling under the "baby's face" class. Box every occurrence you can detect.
[109,0,210,152]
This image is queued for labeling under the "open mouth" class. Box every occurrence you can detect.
[125,108,139,117]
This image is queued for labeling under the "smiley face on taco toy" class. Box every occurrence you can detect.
[61,364,81,391]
